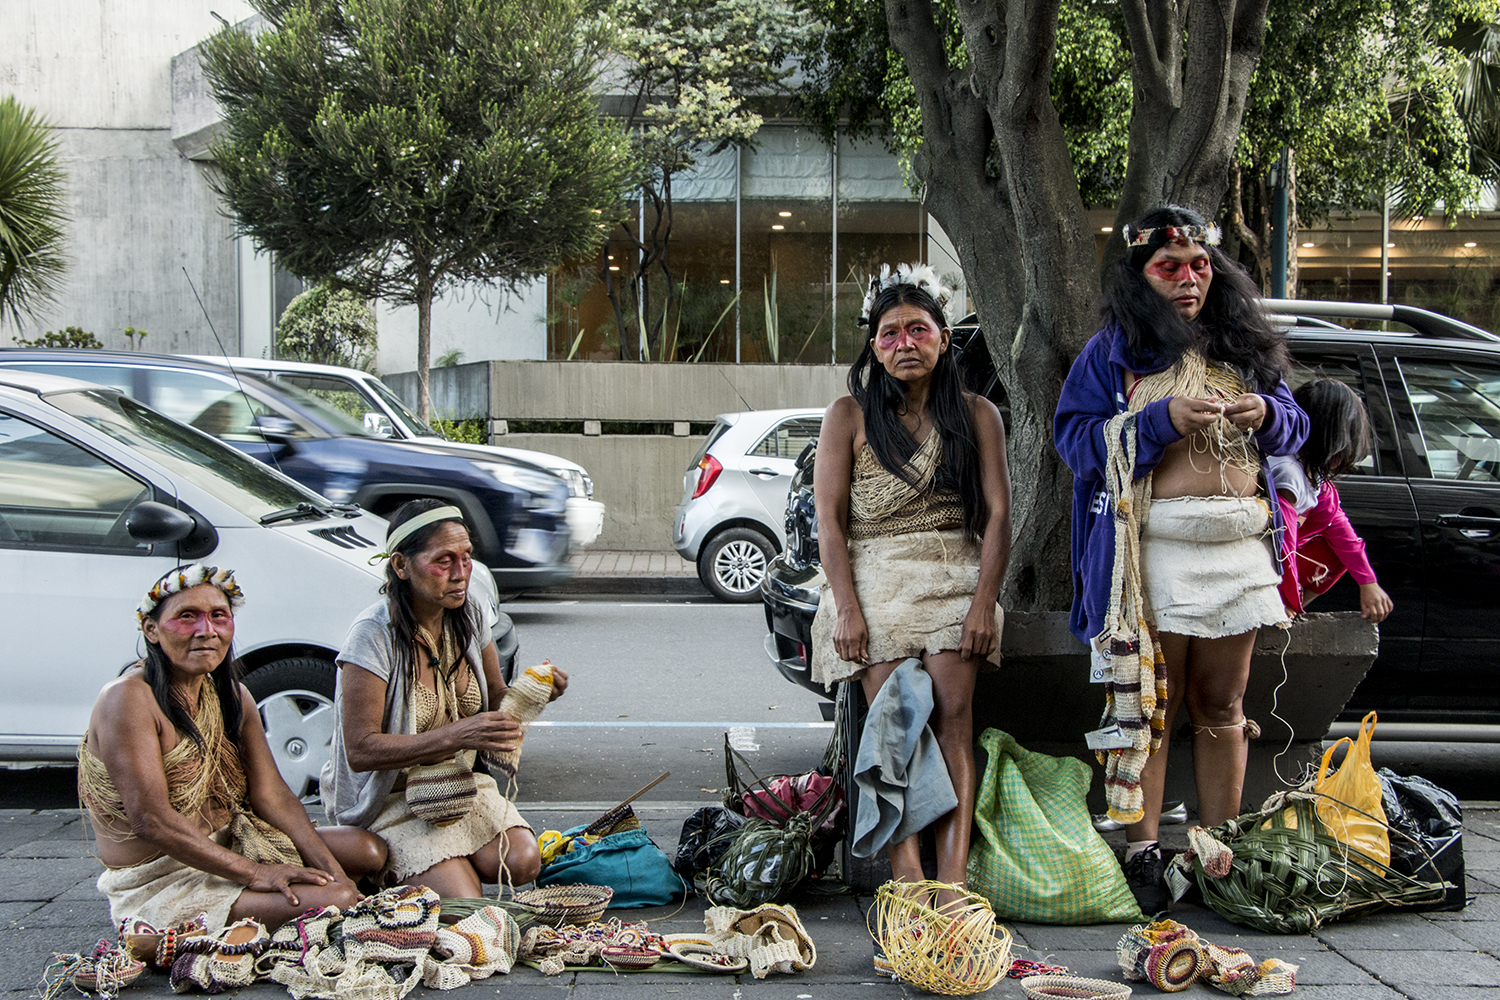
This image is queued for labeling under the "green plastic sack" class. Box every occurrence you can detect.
[967,728,1145,924]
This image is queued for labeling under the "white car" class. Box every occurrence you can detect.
[672,408,824,602]
[0,369,512,797]
[195,357,605,548]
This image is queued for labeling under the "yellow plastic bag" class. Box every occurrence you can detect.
[1267,711,1389,867]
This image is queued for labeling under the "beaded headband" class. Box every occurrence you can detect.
[1122,223,1222,249]
[137,564,244,625]
[377,505,466,560]
[858,263,953,327]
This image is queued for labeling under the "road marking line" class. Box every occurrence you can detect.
[529,721,833,729]
[728,726,761,752]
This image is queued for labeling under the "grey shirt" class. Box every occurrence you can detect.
[320,596,498,828]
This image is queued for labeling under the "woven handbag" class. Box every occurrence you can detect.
[405,666,477,828]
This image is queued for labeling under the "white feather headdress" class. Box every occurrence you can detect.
[137,564,244,624]
[858,263,953,326]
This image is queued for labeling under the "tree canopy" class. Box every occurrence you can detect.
[0,96,69,331]
[201,0,634,417]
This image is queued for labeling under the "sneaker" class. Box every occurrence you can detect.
[1122,847,1170,916]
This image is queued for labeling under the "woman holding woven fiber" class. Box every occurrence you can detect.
[812,264,1011,911]
[1055,204,1308,915]
[321,499,567,898]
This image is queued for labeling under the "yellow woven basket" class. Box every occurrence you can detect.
[869,880,1013,996]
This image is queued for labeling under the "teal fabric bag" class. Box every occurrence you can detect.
[536,824,682,907]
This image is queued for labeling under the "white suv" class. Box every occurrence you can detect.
[672,408,824,602]
[199,357,605,548]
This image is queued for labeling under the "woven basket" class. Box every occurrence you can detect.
[1020,975,1132,1000]
[600,945,661,970]
[515,884,614,926]
[871,881,1013,996]
[667,940,749,973]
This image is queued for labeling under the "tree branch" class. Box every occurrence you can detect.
[1121,0,1168,99]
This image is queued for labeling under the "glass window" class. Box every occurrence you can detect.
[273,373,371,424]
[0,411,150,550]
[834,135,923,364]
[1287,351,1381,476]
[1397,357,1500,482]
[364,378,438,436]
[749,417,822,459]
[0,362,137,394]
[47,389,321,520]
[146,369,309,442]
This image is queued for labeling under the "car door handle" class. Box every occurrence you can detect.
[1435,513,1500,538]
[748,467,780,478]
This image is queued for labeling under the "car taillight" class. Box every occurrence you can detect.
[796,642,807,667]
[691,454,723,499]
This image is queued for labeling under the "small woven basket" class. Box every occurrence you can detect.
[515,884,614,926]
[1020,975,1132,1000]
[870,880,1013,996]
[600,945,661,970]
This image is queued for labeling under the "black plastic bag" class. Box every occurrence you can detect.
[673,806,745,878]
[1378,768,1467,912]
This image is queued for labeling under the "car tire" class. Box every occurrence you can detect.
[243,657,338,801]
[698,527,775,603]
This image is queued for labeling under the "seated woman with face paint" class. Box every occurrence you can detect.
[321,499,569,898]
[78,565,386,937]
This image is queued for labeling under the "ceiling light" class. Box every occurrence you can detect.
[1101,227,1113,233]
[778,211,792,217]
[1465,241,1478,248]
[607,254,613,260]
[1387,242,1396,248]
[771,224,784,230]
[720,279,730,284]
[608,265,620,271]
[1302,242,1315,248]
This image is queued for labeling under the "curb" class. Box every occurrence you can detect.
[536,575,708,597]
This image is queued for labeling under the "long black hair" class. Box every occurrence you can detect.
[848,277,987,541]
[382,498,480,681]
[129,595,244,752]
[1102,204,1291,389]
[1294,378,1371,483]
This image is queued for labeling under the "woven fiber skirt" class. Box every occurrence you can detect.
[372,763,530,884]
[810,528,1002,687]
[1140,495,1289,638]
[96,826,242,933]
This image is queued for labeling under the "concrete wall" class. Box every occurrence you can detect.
[374,282,548,377]
[385,360,848,548]
[2,1,253,350]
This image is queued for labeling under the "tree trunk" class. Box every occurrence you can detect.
[1285,150,1299,296]
[416,275,434,423]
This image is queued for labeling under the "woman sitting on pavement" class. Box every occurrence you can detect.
[811,264,1011,914]
[321,499,567,898]
[79,565,385,935]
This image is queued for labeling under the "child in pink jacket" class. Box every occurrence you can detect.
[1268,378,1394,622]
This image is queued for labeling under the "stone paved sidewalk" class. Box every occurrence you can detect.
[3,801,1497,999]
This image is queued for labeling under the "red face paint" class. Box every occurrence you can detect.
[159,608,235,639]
[1145,256,1212,283]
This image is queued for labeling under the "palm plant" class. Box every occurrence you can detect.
[0,96,68,330]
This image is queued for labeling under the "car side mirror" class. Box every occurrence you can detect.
[255,414,298,442]
[126,501,195,543]
[795,441,817,470]
[363,412,396,438]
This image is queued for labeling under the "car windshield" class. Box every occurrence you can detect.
[362,377,438,437]
[263,378,369,436]
[46,388,323,519]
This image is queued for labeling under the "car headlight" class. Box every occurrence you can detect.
[551,468,589,499]
[477,462,569,512]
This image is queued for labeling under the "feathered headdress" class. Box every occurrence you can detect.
[137,564,244,624]
[1121,223,1222,250]
[858,263,954,327]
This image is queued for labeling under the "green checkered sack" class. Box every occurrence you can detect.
[966,728,1145,924]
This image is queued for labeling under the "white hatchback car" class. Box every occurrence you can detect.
[197,357,606,548]
[672,408,824,602]
[0,369,511,797]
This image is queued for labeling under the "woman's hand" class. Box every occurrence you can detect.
[448,710,524,754]
[546,663,569,701]
[1223,392,1267,431]
[959,601,998,662]
[245,863,335,907]
[833,606,869,665]
[1359,582,1394,623]
[1168,396,1227,436]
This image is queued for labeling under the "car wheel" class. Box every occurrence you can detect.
[243,657,338,802]
[698,527,775,603]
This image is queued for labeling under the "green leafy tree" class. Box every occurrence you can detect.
[0,96,69,331]
[275,284,377,370]
[12,326,102,349]
[606,0,820,360]
[201,0,634,418]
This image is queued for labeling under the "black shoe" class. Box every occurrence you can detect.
[1123,847,1170,916]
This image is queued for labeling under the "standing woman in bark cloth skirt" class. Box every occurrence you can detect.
[1054,204,1308,915]
[811,264,1011,911]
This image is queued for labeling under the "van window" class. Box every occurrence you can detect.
[690,419,731,469]
[749,418,822,459]
[0,411,150,551]
[146,369,314,442]
[1398,357,1500,482]
[275,373,368,423]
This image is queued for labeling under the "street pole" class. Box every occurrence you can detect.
[1269,148,1290,298]
[1381,190,1391,306]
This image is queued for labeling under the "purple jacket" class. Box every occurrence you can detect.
[1053,322,1309,644]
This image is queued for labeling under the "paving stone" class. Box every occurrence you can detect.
[1252,948,1383,985]
[735,984,926,998]
[1316,915,1473,950]
[0,901,40,926]
[1427,893,1500,923]
[1443,919,1500,955]
[11,898,113,929]
[0,927,125,992]
[1339,948,1500,985]
[1005,922,1136,953]
[0,858,102,901]
[1383,987,1500,1000]
[1290,987,1408,1000]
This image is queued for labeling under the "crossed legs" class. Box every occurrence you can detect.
[404,826,541,900]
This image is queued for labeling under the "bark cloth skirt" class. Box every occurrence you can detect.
[810,528,1003,687]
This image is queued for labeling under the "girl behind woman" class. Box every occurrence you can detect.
[1268,378,1394,622]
